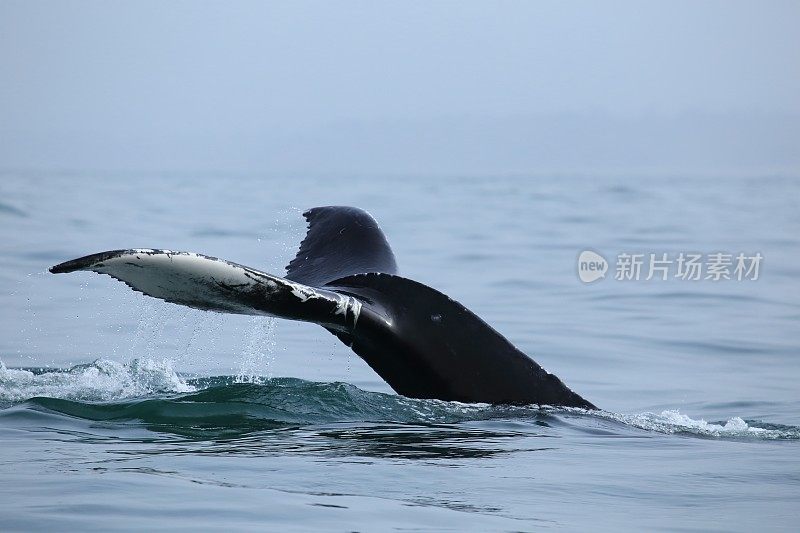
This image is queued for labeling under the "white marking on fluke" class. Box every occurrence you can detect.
[290,286,313,302]
[350,297,362,330]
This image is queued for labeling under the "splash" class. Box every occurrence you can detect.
[130,300,170,360]
[235,317,278,384]
[0,358,194,405]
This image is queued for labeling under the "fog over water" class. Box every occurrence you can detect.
[1,1,798,175]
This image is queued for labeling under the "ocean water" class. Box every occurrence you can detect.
[1,171,798,531]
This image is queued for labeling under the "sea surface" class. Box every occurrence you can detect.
[1,172,798,531]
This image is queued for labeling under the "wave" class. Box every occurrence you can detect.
[0,200,27,218]
[0,358,194,405]
[1,359,798,441]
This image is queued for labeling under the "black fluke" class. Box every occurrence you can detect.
[285,206,398,286]
[50,206,595,409]
[325,274,595,408]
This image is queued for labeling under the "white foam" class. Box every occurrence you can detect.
[598,408,789,439]
[0,358,194,404]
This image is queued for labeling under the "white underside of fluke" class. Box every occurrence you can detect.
[60,249,355,326]
[89,250,279,313]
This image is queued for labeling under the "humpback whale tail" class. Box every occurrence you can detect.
[50,206,595,409]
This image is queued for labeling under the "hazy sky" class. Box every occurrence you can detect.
[1,1,798,174]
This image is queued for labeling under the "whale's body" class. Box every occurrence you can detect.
[50,206,595,408]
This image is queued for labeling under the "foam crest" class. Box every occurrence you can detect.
[600,409,800,440]
[0,358,194,404]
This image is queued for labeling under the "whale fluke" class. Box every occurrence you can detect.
[48,249,362,331]
[49,207,595,409]
[326,273,595,407]
[285,206,398,286]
